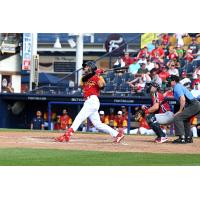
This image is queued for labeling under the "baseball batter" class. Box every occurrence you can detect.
[55,61,125,143]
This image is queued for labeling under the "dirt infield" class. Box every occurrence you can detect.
[0,131,200,154]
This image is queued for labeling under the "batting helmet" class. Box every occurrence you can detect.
[83,61,97,72]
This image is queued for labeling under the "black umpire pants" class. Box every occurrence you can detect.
[173,99,200,137]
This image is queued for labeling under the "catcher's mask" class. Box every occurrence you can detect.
[134,110,145,121]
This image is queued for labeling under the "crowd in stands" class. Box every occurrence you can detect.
[102,33,200,97]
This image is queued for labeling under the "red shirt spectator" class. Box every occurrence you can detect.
[163,89,174,98]
[161,34,170,46]
[168,49,178,60]
[184,49,194,63]
[122,52,133,67]
[159,67,170,82]
[192,73,200,88]
[137,47,149,59]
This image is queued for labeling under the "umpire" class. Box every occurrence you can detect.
[169,75,200,143]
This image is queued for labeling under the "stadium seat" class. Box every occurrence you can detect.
[106,71,115,81]
[169,36,176,46]
[183,36,192,46]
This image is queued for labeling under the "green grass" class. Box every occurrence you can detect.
[0,148,200,166]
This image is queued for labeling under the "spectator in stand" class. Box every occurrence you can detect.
[60,109,72,130]
[113,57,126,69]
[152,61,162,71]
[192,71,200,88]
[31,110,44,130]
[159,67,170,83]
[146,58,155,71]
[191,83,200,98]
[188,37,199,57]
[179,71,191,89]
[151,44,165,63]
[174,33,187,47]
[127,63,151,92]
[137,46,149,59]
[99,110,109,125]
[168,62,179,76]
[113,111,127,131]
[147,40,156,52]
[128,57,140,75]
[161,33,170,47]
[168,48,178,60]
[184,48,194,63]
[5,82,14,93]
[176,45,184,59]
[122,52,133,68]
[159,67,170,90]
[163,86,174,97]
[137,55,147,65]
[150,68,162,88]
[193,66,200,79]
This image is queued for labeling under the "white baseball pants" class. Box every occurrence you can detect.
[124,127,155,135]
[71,95,118,137]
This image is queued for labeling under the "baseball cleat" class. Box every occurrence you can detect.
[172,137,185,144]
[185,137,193,143]
[113,130,125,143]
[54,134,70,142]
[155,137,168,143]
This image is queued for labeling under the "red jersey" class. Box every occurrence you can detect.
[100,115,109,125]
[139,117,150,129]
[163,90,174,98]
[60,115,72,130]
[137,49,148,59]
[159,71,170,81]
[152,92,171,113]
[185,53,194,63]
[114,116,127,128]
[168,53,178,60]
[81,75,103,98]
[122,57,133,66]
[162,34,170,45]
[192,79,200,88]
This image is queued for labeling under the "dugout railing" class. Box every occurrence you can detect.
[48,101,151,134]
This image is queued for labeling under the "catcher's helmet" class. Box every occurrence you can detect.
[83,61,97,72]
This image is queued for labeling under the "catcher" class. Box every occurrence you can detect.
[142,82,174,143]
[55,61,125,143]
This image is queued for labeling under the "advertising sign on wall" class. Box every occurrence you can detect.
[22,33,32,70]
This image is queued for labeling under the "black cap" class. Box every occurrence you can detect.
[168,75,180,82]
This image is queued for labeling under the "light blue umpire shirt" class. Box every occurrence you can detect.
[173,83,195,101]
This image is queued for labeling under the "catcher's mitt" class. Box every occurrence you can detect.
[134,109,145,121]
